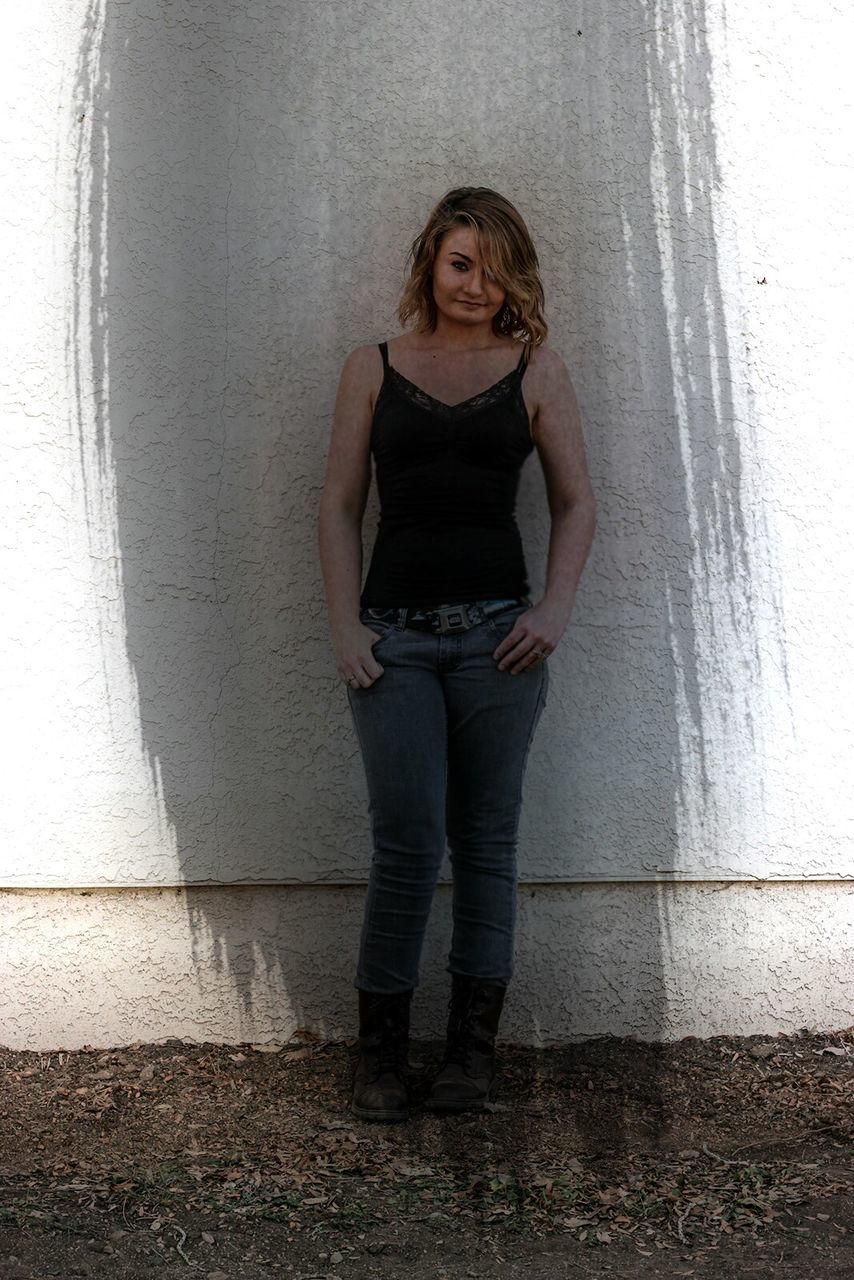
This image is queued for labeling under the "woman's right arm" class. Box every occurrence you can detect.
[318,345,386,688]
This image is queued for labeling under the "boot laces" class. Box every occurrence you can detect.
[444,986,482,1072]
[365,996,408,1076]
[376,1021,406,1073]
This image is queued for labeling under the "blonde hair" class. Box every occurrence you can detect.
[397,187,548,346]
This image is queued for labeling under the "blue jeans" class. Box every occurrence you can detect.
[347,599,549,994]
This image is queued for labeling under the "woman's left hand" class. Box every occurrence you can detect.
[493,600,568,675]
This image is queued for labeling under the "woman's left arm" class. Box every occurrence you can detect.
[495,347,597,674]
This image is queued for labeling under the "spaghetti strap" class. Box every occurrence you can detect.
[516,342,530,373]
[378,340,389,371]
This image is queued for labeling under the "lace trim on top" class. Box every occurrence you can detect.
[380,343,529,420]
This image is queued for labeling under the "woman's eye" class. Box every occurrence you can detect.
[452,260,467,271]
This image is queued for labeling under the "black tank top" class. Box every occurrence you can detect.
[360,340,535,608]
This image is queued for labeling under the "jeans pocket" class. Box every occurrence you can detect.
[360,610,396,651]
[486,602,528,641]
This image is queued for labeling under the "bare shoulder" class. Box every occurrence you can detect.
[340,341,384,383]
[523,344,578,434]
[337,342,385,411]
[525,343,574,392]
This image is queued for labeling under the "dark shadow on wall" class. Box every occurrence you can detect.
[67,0,354,1044]
[66,0,789,1171]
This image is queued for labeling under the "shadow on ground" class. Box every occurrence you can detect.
[1,1028,852,1278]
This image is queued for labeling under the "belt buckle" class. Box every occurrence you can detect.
[434,604,470,634]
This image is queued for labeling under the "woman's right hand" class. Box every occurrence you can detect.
[332,621,387,689]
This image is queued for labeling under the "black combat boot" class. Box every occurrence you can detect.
[351,988,413,1122]
[424,975,507,1112]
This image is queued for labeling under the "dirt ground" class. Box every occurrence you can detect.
[1,1025,852,1279]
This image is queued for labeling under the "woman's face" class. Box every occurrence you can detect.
[431,224,507,328]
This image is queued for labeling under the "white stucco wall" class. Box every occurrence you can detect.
[1,1,852,1048]
[3,883,852,1050]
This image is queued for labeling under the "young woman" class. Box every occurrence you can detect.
[318,187,596,1122]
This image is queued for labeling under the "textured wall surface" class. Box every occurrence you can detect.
[2,0,852,887]
[1,883,852,1051]
[1,2,852,1043]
